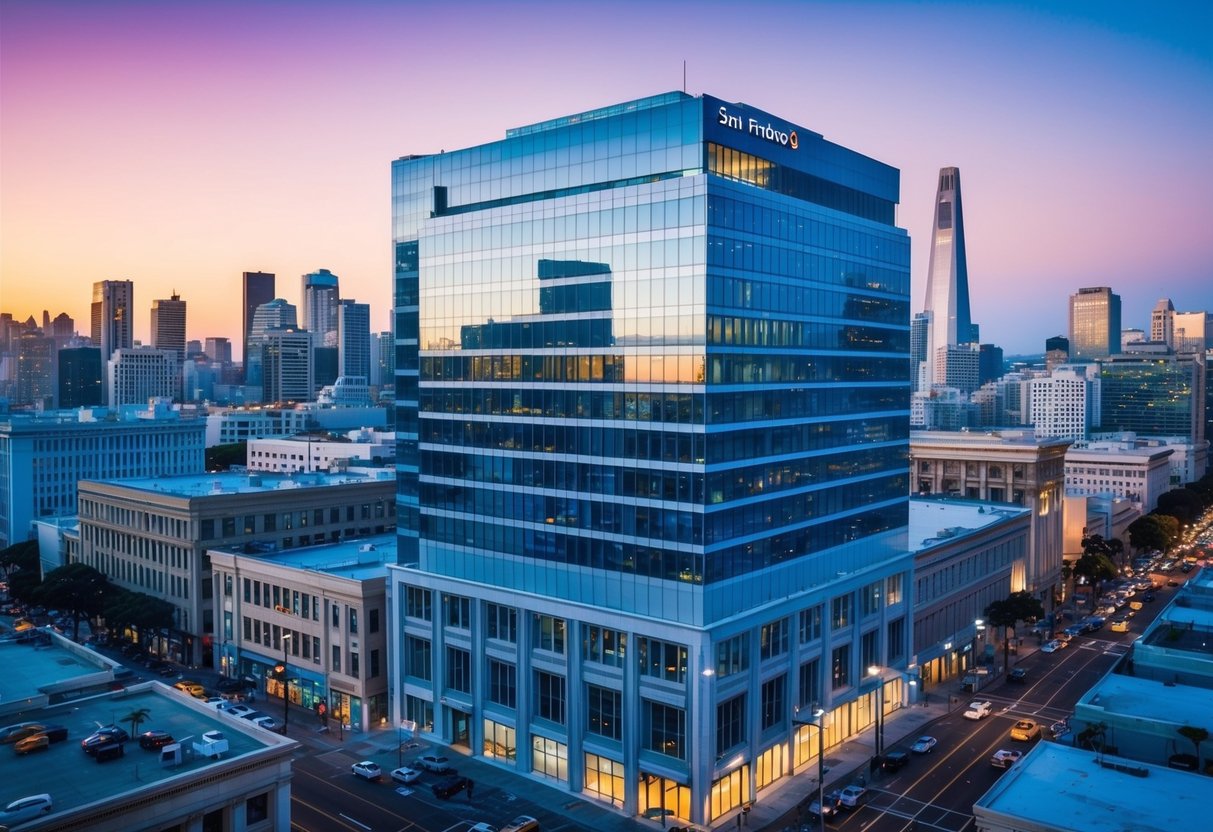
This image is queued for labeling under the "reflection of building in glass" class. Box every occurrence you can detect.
[391,92,913,826]
[1099,354,1206,445]
[1069,286,1121,361]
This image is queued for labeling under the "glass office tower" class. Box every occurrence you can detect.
[391,92,913,825]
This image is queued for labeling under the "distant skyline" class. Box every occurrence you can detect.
[2,0,1210,356]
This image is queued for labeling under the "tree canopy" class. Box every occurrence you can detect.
[34,563,109,640]
[984,591,1046,674]
[1128,514,1180,552]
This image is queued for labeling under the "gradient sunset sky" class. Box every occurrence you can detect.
[2,0,1210,357]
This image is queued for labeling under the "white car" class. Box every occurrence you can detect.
[0,794,53,825]
[470,825,500,832]
[1040,639,1062,653]
[223,703,256,719]
[351,760,382,781]
[963,701,993,720]
[391,766,421,784]
[990,749,1022,769]
[838,784,868,808]
[910,735,937,754]
[416,754,455,773]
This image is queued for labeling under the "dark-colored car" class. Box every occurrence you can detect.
[880,750,910,771]
[93,741,125,762]
[431,775,471,799]
[138,730,175,750]
[1007,667,1028,683]
[215,677,251,693]
[81,726,130,754]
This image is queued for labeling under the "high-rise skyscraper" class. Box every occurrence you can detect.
[106,347,178,407]
[151,292,187,364]
[90,279,134,360]
[1068,286,1121,361]
[390,91,913,824]
[920,167,976,389]
[1044,335,1069,372]
[241,271,275,381]
[1151,298,1175,347]
[15,329,56,408]
[301,269,341,348]
[204,337,232,365]
[58,346,104,408]
[246,299,297,387]
[1174,310,1211,354]
[337,299,370,380]
[260,329,313,404]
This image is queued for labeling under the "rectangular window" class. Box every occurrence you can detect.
[584,626,627,668]
[535,670,566,725]
[369,608,380,633]
[716,634,749,678]
[638,637,688,683]
[331,602,340,628]
[861,582,881,617]
[761,674,786,731]
[444,593,471,629]
[831,595,852,630]
[861,630,879,670]
[760,619,788,660]
[488,659,517,708]
[406,636,432,681]
[405,586,431,620]
[799,606,822,642]
[885,574,903,605]
[446,647,471,693]
[331,645,341,674]
[798,658,821,708]
[486,603,517,643]
[716,694,746,754]
[242,616,252,640]
[533,614,566,653]
[263,512,277,532]
[646,701,686,759]
[243,577,251,603]
[831,643,851,690]
[531,735,568,782]
[887,617,905,663]
[350,651,359,679]
[584,752,625,808]
[223,574,233,597]
[349,608,358,634]
[586,684,622,741]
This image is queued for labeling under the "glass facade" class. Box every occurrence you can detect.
[395,91,909,605]
[392,91,912,824]
[1100,356,1204,441]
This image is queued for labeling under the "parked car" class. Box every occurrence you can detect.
[990,749,1023,769]
[172,681,207,699]
[881,750,910,771]
[499,816,540,832]
[838,784,868,809]
[963,701,993,720]
[351,761,382,781]
[1007,668,1028,683]
[1010,719,1041,741]
[910,736,937,754]
[222,704,256,719]
[1049,720,1070,738]
[81,726,129,754]
[431,775,471,799]
[416,754,456,773]
[390,766,421,785]
[0,794,53,826]
[13,734,50,755]
[1,723,65,744]
[0,722,43,744]
[138,730,175,750]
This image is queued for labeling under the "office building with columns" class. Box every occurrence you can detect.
[390,91,914,826]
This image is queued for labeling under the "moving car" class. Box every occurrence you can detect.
[838,784,868,809]
[1007,667,1028,683]
[1110,618,1130,633]
[391,766,421,784]
[0,722,44,744]
[14,734,50,755]
[881,750,910,771]
[417,754,456,773]
[1040,639,1062,653]
[807,790,841,820]
[431,775,471,799]
[990,749,1023,769]
[963,701,993,720]
[81,726,130,754]
[910,736,937,754]
[172,681,206,699]
[351,760,382,781]
[138,730,175,750]
[1010,719,1041,741]
[1,723,66,744]
[0,794,53,826]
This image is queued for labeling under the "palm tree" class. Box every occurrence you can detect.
[123,707,151,738]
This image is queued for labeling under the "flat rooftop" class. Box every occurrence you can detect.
[214,532,396,581]
[1076,673,1212,727]
[0,683,292,821]
[85,468,391,497]
[908,498,1029,553]
[0,635,114,708]
[974,742,1213,832]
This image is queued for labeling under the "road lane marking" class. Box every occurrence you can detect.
[340,814,371,831]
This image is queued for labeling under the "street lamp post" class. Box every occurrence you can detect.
[277,634,292,733]
[793,705,827,832]
[867,665,884,760]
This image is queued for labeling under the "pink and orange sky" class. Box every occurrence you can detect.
[2,0,1211,357]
